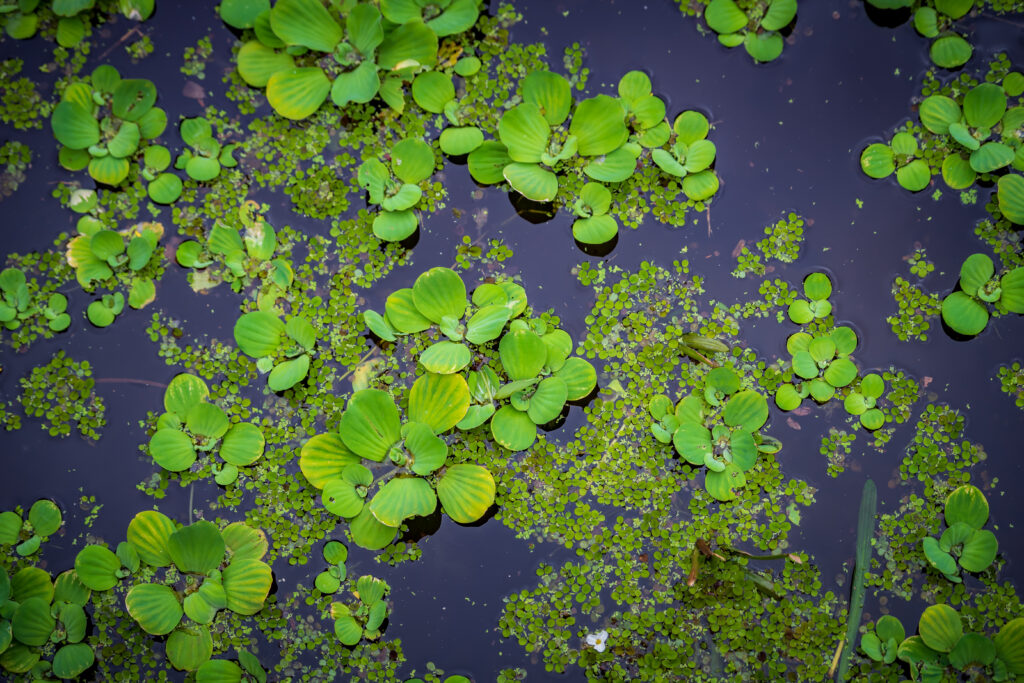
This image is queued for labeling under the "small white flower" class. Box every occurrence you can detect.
[585,629,608,653]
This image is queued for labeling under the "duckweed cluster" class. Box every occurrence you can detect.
[17,350,106,439]
[996,361,1024,409]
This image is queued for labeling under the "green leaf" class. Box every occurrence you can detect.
[222,559,272,615]
[419,341,472,374]
[438,464,495,524]
[149,428,197,471]
[503,162,558,202]
[300,433,359,489]
[338,389,401,461]
[269,0,341,52]
[376,19,438,70]
[948,632,996,670]
[88,155,131,186]
[412,267,466,324]
[919,95,962,134]
[896,159,931,191]
[774,384,803,410]
[268,354,310,391]
[220,423,266,466]
[168,521,225,575]
[918,604,963,653]
[439,126,484,156]
[467,140,512,184]
[425,0,479,36]
[958,529,997,572]
[527,376,568,425]
[723,390,768,432]
[583,147,638,183]
[824,358,858,388]
[682,170,719,201]
[266,67,330,120]
[330,60,380,106]
[964,83,1007,130]
[571,95,628,157]
[930,35,972,69]
[372,210,418,242]
[522,70,572,126]
[744,31,784,62]
[127,510,176,566]
[1001,268,1024,313]
[391,138,435,184]
[941,291,989,336]
[334,615,363,645]
[112,78,156,121]
[705,463,746,501]
[349,508,397,550]
[12,598,55,646]
[126,583,183,635]
[385,288,432,333]
[490,405,537,451]
[220,0,270,29]
[995,618,1024,674]
[186,402,230,439]
[407,372,470,434]
[233,311,284,357]
[52,643,95,679]
[369,477,437,526]
[970,142,1015,173]
[51,101,99,150]
[499,322,547,380]
[411,71,455,114]
[761,0,796,31]
[704,0,748,34]
[941,153,976,189]
[166,625,213,671]
[196,659,244,683]
[573,215,619,245]
[108,121,140,158]
[465,305,511,345]
[997,174,1024,225]
[149,173,183,204]
[28,499,61,536]
[163,374,209,419]
[236,40,294,87]
[74,545,121,590]
[945,484,989,529]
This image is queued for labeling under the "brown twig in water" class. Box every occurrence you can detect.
[94,377,167,389]
[98,26,143,61]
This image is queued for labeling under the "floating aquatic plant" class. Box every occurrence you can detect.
[651,110,720,201]
[940,253,1024,336]
[842,373,887,430]
[147,373,265,483]
[175,116,238,182]
[649,367,777,502]
[860,131,931,192]
[74,511,273,672]
[703,0,798,63]
[0,561,97,678]
[0,499,62,557]
[358,137,437,241]
[0,268,70,333]
[329,574,390,646]
[922,484,999,582]
[226,0,476,119]
[469,69,634,202]
[786,272,833,324]
[775,326,860,408]
[233,310,317,391]
[2,0,153,46]
[51,65,169,189]
[17,350,106,439]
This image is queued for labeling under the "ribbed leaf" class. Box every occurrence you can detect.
[438,464,495,523]
[408,372,470,433]
[222,559,272,615]
[127,510,177,567]
[368,477,437,526]
[126,583,183,635]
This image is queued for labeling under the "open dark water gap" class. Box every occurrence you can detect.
[1,0,1023,680]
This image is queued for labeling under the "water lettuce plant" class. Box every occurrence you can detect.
[571,182,619,245]
[922,484,998,582]
[175,205,280,290]
[651,110,720,201]
[940,253,1024,336]
[842,373,887,430]
[330,574,390,646]
[175,116,238,182]
[147,373,265,483]
[860,131,931,192]
[469,69,633,201]
[65,220,164,313]
[2,0,153,46]
[233,310,317,390]
[882,607,1024,681]
[300,380,495,550]
[358,137,436,241]
[703,0,798,63]
[74,511,273,671]
[0,562,96,678]
[363,266,526,349]
[226,0,478,119]
[486,319,597,451]
[774,327,859,408]
[51,65,168,187]
[0,268,70,333]
[864,0,973,68]
[85,291,124,328]
[649,367,777,501]
[0,498,62,557]
[786,272,833,324]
